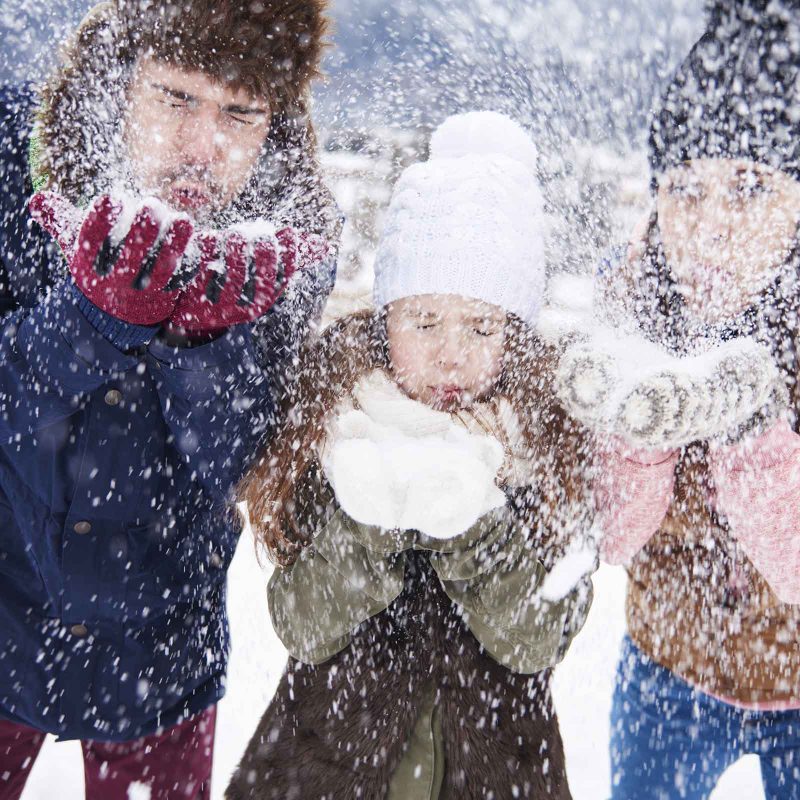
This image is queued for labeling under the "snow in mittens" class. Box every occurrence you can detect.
[320,371,507,540]
[108,190,191,248]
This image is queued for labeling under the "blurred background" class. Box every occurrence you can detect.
[2,2,766,798]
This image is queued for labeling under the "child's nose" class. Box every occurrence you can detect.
[435,335,464,370]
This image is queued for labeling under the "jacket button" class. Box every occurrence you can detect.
[70,624,88,638]
[210,553,223,568]
[104,389,123,406]
[73,521,92,535]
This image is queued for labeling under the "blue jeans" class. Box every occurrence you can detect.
[610,636,800,800]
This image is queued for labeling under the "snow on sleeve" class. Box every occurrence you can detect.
[540,538,598,602]
[709,421,800,605]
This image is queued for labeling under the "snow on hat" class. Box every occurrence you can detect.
[649,0,800,187]
[372,111,546,325]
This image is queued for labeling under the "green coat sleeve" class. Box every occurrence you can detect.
[269,494,594,672]
[268,509,407,664]
[430,511,594,674]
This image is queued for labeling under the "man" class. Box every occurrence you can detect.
[0,1,338,796]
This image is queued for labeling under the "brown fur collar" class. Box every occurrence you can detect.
[227,553,572,800]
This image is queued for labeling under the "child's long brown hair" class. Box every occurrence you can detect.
[239,309,594,566]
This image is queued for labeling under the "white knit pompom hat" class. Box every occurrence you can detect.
[372,111,546,325]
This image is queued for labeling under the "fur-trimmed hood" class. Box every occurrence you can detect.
[35,0,340,239]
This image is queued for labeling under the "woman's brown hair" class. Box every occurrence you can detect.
[239,309,595,566]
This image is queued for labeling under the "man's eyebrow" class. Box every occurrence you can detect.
[150,84,268,115]
[151,83,195,102]
[222,103,269,116]
[407,310,438,319]
[735,164,768,178]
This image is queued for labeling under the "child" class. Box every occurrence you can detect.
[227,112,596,800]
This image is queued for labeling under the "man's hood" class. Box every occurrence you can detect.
[34,0,339,239]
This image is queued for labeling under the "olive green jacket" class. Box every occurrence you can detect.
[269,502,592,675]
[266,501,592,799]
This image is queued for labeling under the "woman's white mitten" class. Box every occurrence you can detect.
[615,371,699,448]
[717,379,790,445]
[613,338,780,447]
[554,341,619,430]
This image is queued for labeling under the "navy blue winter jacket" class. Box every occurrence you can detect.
[0,85,277,741]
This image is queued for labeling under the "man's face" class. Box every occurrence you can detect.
[124,57,271,221]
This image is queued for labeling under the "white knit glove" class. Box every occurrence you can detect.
[555,331,783,449]
[552,338,619,427]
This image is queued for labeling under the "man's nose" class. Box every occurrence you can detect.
[180,108,225,166]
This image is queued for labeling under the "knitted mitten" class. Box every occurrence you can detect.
[168,226,328,334]
[614,338,780,448]
[716,380,790,446]
[556,330,782,449]
[30,192,193,325]
[553,340,619,426]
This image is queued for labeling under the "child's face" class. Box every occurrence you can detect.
[385,294,506,410]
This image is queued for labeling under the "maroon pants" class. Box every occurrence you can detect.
[0,706,215,800]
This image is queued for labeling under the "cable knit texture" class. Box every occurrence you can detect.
[372,111,546,324]
[555,328,783,449]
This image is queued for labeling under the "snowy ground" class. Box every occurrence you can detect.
[22,525,765,800]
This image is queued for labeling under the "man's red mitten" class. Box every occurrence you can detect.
[167,225,328,334]
[29,192,194,325]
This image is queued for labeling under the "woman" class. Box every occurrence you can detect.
[574,2,800,798]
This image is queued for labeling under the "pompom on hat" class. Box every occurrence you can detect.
[372,111,547,326]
